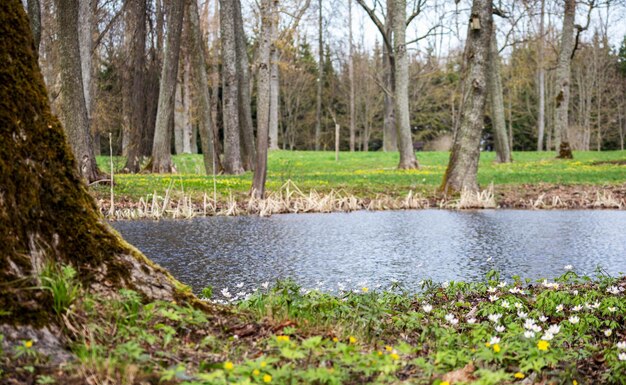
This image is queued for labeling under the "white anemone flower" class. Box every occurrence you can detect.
[572,305,583,312]
[555,304,564,312]
[467,317,477,324]
[604,329,613,337]
[568,315,580,324]
[495,325,505,333]
[501,300,510,309]
[541,332,554,341]
[422,304,433,313]
[488,313,502,323]
[539,315,548,322]
[489,295,499,302]
[547,324,561,335]
[524,330,536,338]
[616,341,626,350]
[619,353,626,361]
[517,311,528,319]
[489,336,501,345]
[487,287,497,293]
[445,313,455,322]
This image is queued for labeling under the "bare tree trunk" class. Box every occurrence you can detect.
[536,0,546,151]
[314,0,323,151]
[220,0,243,174]
[54,0,101,182]
[252,0,274,197]
[234,0,256,169]
[26,0,41,54]
[183,59,195,153]
[174,76,185,154]
[209,0,223,171]
[382,9,397,152]
[392,0,418,169]
[489,29,511,163]
[269,49,280,149]
[441,0,492,193]
[151,0,185,173]
[554,0,575,159]
[188,0,215,175]
[348,0,356,152]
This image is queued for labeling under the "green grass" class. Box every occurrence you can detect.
[94,151,626,201]
[4,269,626,384]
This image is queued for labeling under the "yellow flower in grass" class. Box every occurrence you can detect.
[492,344,501,353]
[260,361,267,368]
[276,335,290,342]
[573,381,578,385]
[385,345,393,352]
[362,287,369,293]
[441,381,450,385]
[224,361,234,371]
[24,340,33,349]
[263,374,272,383]
[514,372,525,379]
[390,353,400,361]
[332,337,339,343]
[349,336,357,344]
[253,369,261,376]
[537,340,549,351]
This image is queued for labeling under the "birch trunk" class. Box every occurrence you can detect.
[151,0,185,173]
[392,0,418,169]
[488,29,511,163]
[441,0,492,193]
[554,0,575,159]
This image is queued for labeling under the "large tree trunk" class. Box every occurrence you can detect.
[348,0,356,152]
[220,0,244,174]
[252,0,274,198]
[234,0,256,169]
[441,0,492,193]
[150,0,185,173]
[54,0,101,182]
[536,0,546,151]
[392,0,418,169]
[0,0,187,338]
[269,51,280,150]
[382,43,397,151]
[314,0,323,151]
[188,0,216,175]
[554,0,575,159]
[488,29,511,163]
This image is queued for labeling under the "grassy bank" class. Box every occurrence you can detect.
[94,151,626,200]
[3,269,626,384]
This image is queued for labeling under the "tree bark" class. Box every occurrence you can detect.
[382,42,397,151]
[54,0,101,182]
[554,0,575,159]
[537,0,546,151]
[314,0,323,151]
[269,50,280,150]
[441,0,492,193]
[348,0,356,152]
[392,0,418,169]
[188,0,216,175]
[234,0,256,169]
[220,0,244,174]
[26,0,41,54]
[150,0,185,173]
[252,0,274,198]
[0,0,187,332]
[488,29,511,163]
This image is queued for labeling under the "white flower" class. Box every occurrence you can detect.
[495,325,506,333]
[498,281,507,288]
[524,330,536,338]
[572,290,579,296]
[523,319,536,330]
[221,288,232,298]
[517,311,528,319]
[488,313,502,323]
[487,287,497,293]
[572,305,583,312]
[608,306,617,312]
[422,304,433,313]
[616,341,626,350]
[236,282,244,288]
[261,281,270,289]
[445,313,455,322]
[542,332,554,341]
[489,295,499,302]
[569,316,580,324]
[547,324,561,335]
[542,280,559,289]
[449,318,459,325]
[467,317,477,324]
[539,315,548,322]
[442,281,450,288]
[607,286,620,295]
[564,265,573,270]
[236,291,246,297]
[604,329,613,337]
[531,325,543,333]
[509,287,522,294]
[619,353,626,361]
[556,304,564,312]
[489,336,501,345]
[501,300,510,309]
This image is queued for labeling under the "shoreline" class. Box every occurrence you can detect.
[95,183,626,220]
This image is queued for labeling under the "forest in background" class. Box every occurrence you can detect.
[28,0,626,176]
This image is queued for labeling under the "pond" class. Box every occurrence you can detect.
[111,210,626,297]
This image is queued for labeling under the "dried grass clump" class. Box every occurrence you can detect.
[449,184,497,209]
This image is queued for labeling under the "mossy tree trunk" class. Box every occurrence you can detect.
[53,0,102,183]
[0,0,188,339]
[554,0,575,159]
[441,0,493,194]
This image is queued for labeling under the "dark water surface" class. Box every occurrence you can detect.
[111,210,626,295]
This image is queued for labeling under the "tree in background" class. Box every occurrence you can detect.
[554,0,576,159]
